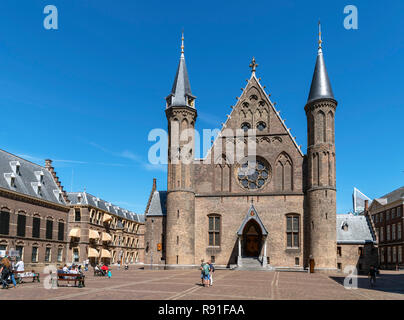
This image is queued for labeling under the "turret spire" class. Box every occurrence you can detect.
[166,31,195,108]
[307,22,335,104]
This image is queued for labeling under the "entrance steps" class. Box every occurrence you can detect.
[237,257,265,271]
[235,257,307,272]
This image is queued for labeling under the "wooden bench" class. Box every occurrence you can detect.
[57,273,85,288]
[13,271,40,284]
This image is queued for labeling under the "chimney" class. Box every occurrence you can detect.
[45,159,55,174]
[153,178,157,191]
[364,200,369,213]
[45,159,52,168]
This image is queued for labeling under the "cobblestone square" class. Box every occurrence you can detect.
[1,266,404,300]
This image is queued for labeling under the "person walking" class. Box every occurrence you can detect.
[208,260,215,287]
[200,259,205,286]
[368,265,377,288]
[0,257,13,289]
[202,262,211,287]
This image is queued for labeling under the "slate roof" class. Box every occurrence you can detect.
[67,192,144,223]
[145,191,167,216]
[0,149,66,206]
[336,214,376,244]
[379,186,404,204]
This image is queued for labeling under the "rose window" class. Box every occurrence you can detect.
[237,158,270,190]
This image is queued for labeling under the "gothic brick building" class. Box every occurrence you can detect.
[145,30,340,272]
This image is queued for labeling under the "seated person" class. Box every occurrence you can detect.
[101,264,108,276]
[57,267,64,279]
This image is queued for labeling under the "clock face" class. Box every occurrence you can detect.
[237,157,271,190]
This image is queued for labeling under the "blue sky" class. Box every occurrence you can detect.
[0,0,402,213]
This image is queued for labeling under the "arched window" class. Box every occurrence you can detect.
[317,111,326,143]
[208,214,221,247]
[275,153,293,191]
[286,214,300,248]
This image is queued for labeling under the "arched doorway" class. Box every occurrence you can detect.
[243,220,263,257]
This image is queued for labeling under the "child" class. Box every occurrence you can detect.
[107,268,112,279]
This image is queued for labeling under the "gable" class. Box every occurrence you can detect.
[205,73,303,162]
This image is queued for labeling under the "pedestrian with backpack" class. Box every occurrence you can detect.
[202,262,211,287]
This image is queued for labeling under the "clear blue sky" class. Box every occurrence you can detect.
[0,0,402,213]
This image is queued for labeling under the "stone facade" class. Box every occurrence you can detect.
[144,37,342,272]
[67,192,145,267]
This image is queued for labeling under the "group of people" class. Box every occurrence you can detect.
[94,264,112,278]
[200,259,215,287]
[0,256,24,289]
[59,264,84,277]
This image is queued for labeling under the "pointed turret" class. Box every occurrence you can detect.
[307,22,335,104]
[305,22,338,272]
[166,32,196,108]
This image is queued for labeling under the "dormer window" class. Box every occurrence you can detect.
[4,173,16,188]
[34,171,44,183]
[342,221,349,231]
[77,193,82,203]
[31,182,42,196]
[53,189,63,202]
[105,202,112,211]
[93,197,100,207]
[10,161,21,175]
[188,98,195,107]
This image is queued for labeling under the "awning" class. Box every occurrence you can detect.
[101,232,112,242]
[69,228,81,238]
[103,214,112,223]
[89,229,100,240]
[100,249,111,259]
[88,248,99,258]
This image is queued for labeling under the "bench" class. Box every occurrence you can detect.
[13,271,40,284]
[57,273,85,288]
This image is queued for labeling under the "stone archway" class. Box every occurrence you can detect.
[242,219,263,257]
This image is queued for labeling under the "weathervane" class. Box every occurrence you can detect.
[181,30,184,56]
[318,20,322,51]
[249,57,258,73]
